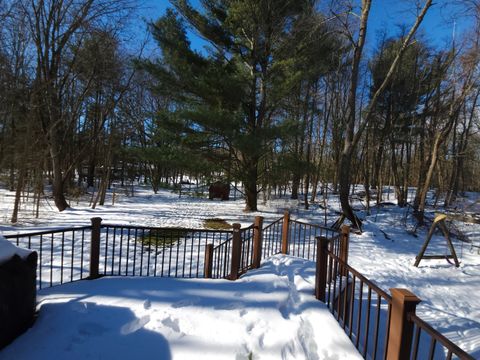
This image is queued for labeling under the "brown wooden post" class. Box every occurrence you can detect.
[204,243,214,278]
[315,236,329,301]
[340,225,350,265]
[229,223,242,280]
[339,224,350,279]
[386,288,422,360]
[252,216,264,269]
[89,217,102,279]
[281,210,290,254]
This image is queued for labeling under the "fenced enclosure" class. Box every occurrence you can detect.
[3,210,475,359]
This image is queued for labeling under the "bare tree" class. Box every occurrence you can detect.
[335,0,433,229]
[24,0,136,211]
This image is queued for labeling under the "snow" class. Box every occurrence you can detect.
[0,234,33,263]
[1,255,363,360]
[0,184,479,357]
[348,204,480,357]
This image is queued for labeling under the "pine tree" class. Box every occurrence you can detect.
[142,0,330,211]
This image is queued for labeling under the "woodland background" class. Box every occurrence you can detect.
[1,0,479,227]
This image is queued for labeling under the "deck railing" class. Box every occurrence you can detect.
[4,226,92,289]
[408,313,474,360]
[321,238,393,359]
[261,216,284,259]
[4,211,474,359]
[314,234,475,360]
[99,224,233,279]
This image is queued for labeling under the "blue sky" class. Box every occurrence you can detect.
[138,0,471,54]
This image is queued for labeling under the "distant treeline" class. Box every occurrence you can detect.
[0,0,479,224]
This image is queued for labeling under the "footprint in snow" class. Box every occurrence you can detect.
[161,316,181,332]
[172,297,200,308]
[120,315,150,335]
[77,322,108,337]
[143,299,151,310]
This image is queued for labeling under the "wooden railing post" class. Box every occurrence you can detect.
[281,210,290,254]
[340,225,350,265]
[386,288,422,360]
[204,244,214,278]
[315,236,329,302]
[229,223,242,280]
[252,216,264,269]
[89,217,102,279]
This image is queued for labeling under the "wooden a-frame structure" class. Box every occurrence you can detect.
[414,213,460,267]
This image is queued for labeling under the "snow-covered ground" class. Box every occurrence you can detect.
[1,185,479,357]
[1,255,362,360]
[348,205,480,357]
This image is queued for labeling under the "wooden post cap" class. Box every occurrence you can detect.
[390,288,422,304]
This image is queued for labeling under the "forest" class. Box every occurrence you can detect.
[1,0,479,228]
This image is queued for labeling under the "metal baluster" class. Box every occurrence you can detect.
[363,287,372,357]
[104,227,109,274]
[60,232,65,284]
[111,228,116,276]
[50,233,54,287]
[126,228,131,276]
[372,294,382,360]
[147,228,152,276]
[154,228,159,276]
[383,302,392,360]
[133,228,138,276]
[349,275,356,339]
[119,227,124,276]
[70,230,75,282]
[411,326,421,360]
[39,235,43,289]
[427,338,436,360]
[355,281,364,349]
[189,231,195,277]
[140,228,145,276]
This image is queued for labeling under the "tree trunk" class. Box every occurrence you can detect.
[291,175,300,200]
[417,135,440,215]
[11,167,26,223]
[244,164,258,212]
[51,148,69,211]
[339,150,362,228]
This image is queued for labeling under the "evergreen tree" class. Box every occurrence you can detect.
[142,0,332,211]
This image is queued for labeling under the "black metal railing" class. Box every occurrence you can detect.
[211,236,233,279]
[4,226,92,289]
[239,224,255,274]
[289,219,341,261]
[325,246,393,360]
[408,313,474,360]
[3,216,342,288]
[261,216,284,259]
[100,224,233,279]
